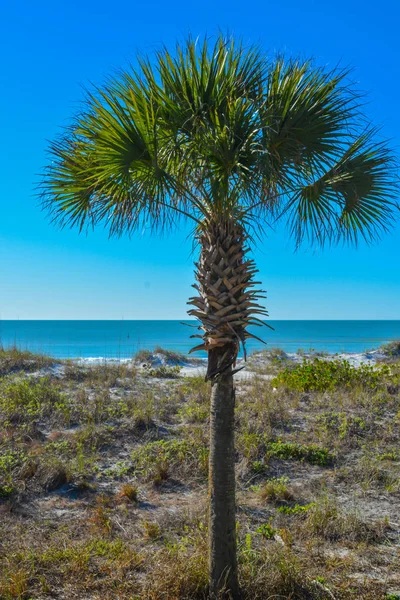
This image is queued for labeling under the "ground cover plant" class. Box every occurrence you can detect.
[0,347,399,599]
[0,346,56,376]
[271,358,399,392]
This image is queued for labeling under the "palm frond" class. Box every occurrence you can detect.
[281,130,397,246]
[41,34,398,244]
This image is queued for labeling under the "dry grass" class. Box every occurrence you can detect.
[0,348,399,599]
[0,345,56,375]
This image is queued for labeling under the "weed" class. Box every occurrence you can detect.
[0,377,69,426]
[178,402,208,423]
[268,347,288,361]
[0,346,55,376]
[145,365,181,378]
[377,450,399,461]
[380,340,400,357]
[135,349,155,364]
[256,522,276,538]
[131,439,207,482]
[267,441,333,466]
[259,477,294,505]
[304,495,388,542]
[251,460,267,474]
[316,411,370,445]
[119,483,138,502]
[142,520,161,540]
[277,502,315,516]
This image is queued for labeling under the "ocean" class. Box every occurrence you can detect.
[0,320,399,360]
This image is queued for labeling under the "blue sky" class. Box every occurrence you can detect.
[1,0,399,320]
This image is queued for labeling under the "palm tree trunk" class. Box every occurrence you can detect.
[188,219,267,598]
[208,345,239,599]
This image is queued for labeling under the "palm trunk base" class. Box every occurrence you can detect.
[208,346,240,599]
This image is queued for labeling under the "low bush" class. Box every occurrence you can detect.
[143,365,181,379]
[266,441,333,466]
[277,502,315,516]
[380,340,400,357]
[131,439,208,482]
[272,358,395,392]
[0,346,55,376]
[259,477,294,505]
[304,496,389,542]
[0,377,68,426]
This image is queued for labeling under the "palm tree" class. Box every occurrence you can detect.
[41,36,397,598]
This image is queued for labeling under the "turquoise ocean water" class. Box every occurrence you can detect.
[0,321,399,359]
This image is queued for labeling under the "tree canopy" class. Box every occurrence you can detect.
[42,36,398,246]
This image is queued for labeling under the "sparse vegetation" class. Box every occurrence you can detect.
[0,345,56,375]
[379,339,400,358]
[0,346,399,598]
[258,476,294,505]
[142,364,182,378]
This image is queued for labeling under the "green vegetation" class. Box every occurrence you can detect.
[304,495,389,543]
[267,441,333,466]
[272,357,397,392]
[0,377,67,425]
[40,29,398,598]
[142,364,182,378]
[380,340,400,357]
[255,522,276,538]
[0,345,56,375]
[131,438,208,483]
[0,346,399,598]
[277,503,316,515]
[135,346,198,366]
[258,477,294,505]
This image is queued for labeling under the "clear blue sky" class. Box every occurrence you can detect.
[1,0,399,320]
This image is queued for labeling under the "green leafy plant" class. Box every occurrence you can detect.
[142,365,181,379]
[266,441,333,466]
[277,503,315,515]
[256,522,276,539]
[272,358,395,392]
[0,377,69,425]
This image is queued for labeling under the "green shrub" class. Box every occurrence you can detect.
[0,378,68,425]
[266,441,333,466]
[271,358,394,392]
[178,402,208,423]
[131,439,208,481]
[380,340,400,357]
[0,346,55,376]
[0,449,27,495]
[251,460,267,474]
[143,365,181,379]
[256,522,276,538]
[277,502,315,515]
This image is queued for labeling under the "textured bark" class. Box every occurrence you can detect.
[208,346,239,599]
[188,220,268,377]
[188,219,268,598]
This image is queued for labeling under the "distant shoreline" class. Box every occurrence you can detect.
[1,319,400,359]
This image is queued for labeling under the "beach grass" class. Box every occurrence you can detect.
[0,346,399,598]
[0,345,56,375]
